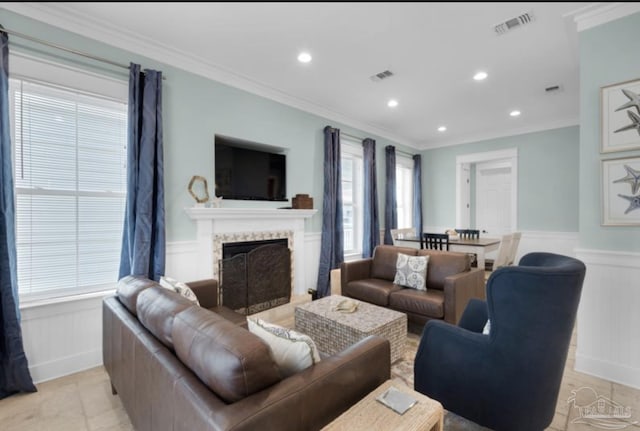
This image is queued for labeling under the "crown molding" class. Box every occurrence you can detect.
[419,115,580,151]
[568,2,640,32]
[1,2,420,150]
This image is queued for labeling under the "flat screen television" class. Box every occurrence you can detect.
[214,137,287,201]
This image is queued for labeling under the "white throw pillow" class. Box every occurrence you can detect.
[393,253,429,291]
[482,319,491,335]
[247,318,321,378]
[159,276,200,306]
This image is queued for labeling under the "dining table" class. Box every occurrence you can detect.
[394,235,501,271]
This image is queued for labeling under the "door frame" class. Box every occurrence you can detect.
[455,148,518,231]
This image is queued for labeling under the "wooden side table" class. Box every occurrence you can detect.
[322,380,443,431]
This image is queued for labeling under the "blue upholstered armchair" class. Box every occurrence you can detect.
[414,252,586,431]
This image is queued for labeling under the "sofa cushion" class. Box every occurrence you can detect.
[389,288,444,318]
[172,306,281,403]
[344,278,404,306]
[136,286,195,350]
[247,318,321,378]
[116,275,159,316]
[416,249,470,290]
[393,253,429,291]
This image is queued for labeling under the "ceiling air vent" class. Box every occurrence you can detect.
[370,70,394,82]
[494,11,535,35]
[545,84,564,94]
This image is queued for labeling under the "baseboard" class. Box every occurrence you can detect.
[575,352,640,390]
[30,349,102,384]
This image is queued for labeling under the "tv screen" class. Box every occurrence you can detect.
[214,139,287,201]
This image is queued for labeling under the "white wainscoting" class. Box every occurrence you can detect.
[20,290,115,383]
[304,232,322,293]
[575,249,640,390]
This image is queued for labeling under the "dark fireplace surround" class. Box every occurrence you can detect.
[219,238,291,315]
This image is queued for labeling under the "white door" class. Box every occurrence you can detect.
[475,161,512,236]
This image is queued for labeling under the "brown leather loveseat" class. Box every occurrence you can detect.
[103,275,390,431]
[341,245,485,325]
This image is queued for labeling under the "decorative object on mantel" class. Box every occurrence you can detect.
[211,195,223,208]
[188,175,210,207]
[292,194,313,209]
[601,78,640,153]
[601,156,640,226]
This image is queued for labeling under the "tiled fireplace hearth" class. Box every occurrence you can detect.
[185,207,316,295]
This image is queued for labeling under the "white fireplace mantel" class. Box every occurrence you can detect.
[185,207,317,295]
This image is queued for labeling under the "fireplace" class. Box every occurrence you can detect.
[184,207,317,296]
[219,238,291,315]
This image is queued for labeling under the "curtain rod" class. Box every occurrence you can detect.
[341,131,415,157]
[1,26,166,80]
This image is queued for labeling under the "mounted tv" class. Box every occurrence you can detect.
[214,135,287,201]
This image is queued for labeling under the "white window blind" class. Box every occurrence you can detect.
[396,155,414,229]
[341,141,363,257]
[10,78,128,301]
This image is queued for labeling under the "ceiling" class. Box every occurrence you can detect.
[5,2,598,149]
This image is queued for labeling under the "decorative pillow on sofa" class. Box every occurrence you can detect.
[159,276,200,306]
[393,253,429,291]
[247,318,321,378]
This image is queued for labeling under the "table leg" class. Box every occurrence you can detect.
[476,250,485,271]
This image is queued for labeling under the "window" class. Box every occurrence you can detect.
[396,155,414,229]
[341,141,363,257]
[9,54,128,302]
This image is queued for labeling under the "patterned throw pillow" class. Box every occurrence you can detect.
[159,276,200,306]
[393,253,429,291]
[247,318,321,378]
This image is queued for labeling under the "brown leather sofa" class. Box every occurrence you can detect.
[341,245,485,325]
[103,275,390,431]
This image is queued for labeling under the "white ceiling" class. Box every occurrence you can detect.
[4,2,603,149]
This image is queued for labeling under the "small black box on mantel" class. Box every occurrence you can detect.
[292,194,313,209]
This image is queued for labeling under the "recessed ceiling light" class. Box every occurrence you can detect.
[473,71,488,81]
[438,126,447,132]
[510,110,521,117]
[297,52,312,63]
[387,99,399,108]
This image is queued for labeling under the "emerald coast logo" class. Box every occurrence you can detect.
[568,387,637,429]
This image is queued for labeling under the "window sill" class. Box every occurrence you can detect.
[344,252,363,262]
[19,288,117,310]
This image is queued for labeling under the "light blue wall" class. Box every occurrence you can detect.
[579,12,640,252]
[1,9,414,242]
[422,126,580,232]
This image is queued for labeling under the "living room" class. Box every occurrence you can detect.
[0,3,639,431]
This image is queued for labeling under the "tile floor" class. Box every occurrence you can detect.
[1,320,638,431]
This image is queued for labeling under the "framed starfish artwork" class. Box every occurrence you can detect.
[601,78,640,153]
[601,156,640,226]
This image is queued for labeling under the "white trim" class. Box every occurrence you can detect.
[184,207,317,221]
[19,288,116,311]
[575,353,640,391]
[1,2,420,150]
[422,117,579,150]
[29,349,102,384]
[575,248,640,269]
[571,2,640,32]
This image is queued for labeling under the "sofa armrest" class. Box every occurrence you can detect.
[341,258,373,287]
[185,279,219,309]
[218,335,391,431]
[442,268,485,324]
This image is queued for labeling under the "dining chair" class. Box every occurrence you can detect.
[421,233,450,250]
[484,233,513,278]
[390,227,417,246]
[506,231,522,265]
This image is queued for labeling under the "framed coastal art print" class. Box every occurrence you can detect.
[601,78,640,153]
[602,156,640,226]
